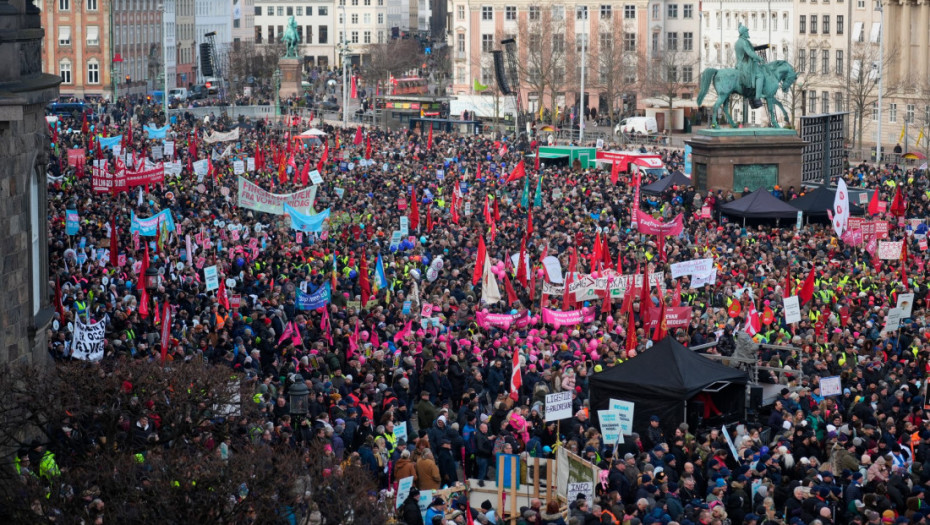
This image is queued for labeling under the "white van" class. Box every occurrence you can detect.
[168,88,188,102]
[615,116,658,136]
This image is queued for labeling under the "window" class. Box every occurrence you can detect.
[553,66,564,84]
[682,65,693,83]
[667,66,678,82]
[305,26,312,43]
[268,26,274,42]
[623,33,636,51]
[254,6,261,15]
[552,5,564,20]
[752,14,757,29]
[529,6,540,20]
[351,0,357,5]
[653,33,659,54]
[296,6,302,15]
[59,0,69,10]
[378,31,384,42]
[552,34,564,53]
[798,49,806,72]
[836,50,844,75]
[683,32,693,51]
[853,21,864,41]
[58,26,71,46]
[319,7,327,15]
[871,101,878,121]
[823,15,830,34]
[277,6,283,16]
[810,15,817,33]
[667,4,678,18]
[351,14,358,24]
[666,32,678,51]
[378,13,383,23]
[799,15,806,33]
[772,13,778,30]
[822,91,829,113]
[835,92,843,112]
[858,0,864,7]
[364,31,371,43]
[506,6,516,20]
[351,31,358,43]
[808,91,817,114]
[889,103,897,123]
[576,5,587,19]
[266,6,272,15]
[822,49,829,74]
[652,4,659,19]
[836,15,844,34]
[906,104,915,123]
[683,4,693,18]
[458,33,465,52]
[624,4,635,18]
[286,6,293,15]
[809,49,817,73]
[600,33,611,51]
[86,0,97,10]
[458,5,465,19]
[87,60,99,84]
[600,4,611,19]
[576,32,587,53]
[319,25,327,43]
[482,33,493,52]
[365,0,371,5]
[783,12,789,30]
[278,25,284,41]
[59,60,72,84]
[481,6,492,20]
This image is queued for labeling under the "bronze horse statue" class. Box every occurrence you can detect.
[696,60,798,128]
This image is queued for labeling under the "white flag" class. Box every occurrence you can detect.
[833,179,850,237]
[481,253,502,305]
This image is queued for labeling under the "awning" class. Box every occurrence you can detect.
[58,26,71,43]
[530,152,569,159]
[86,26,99,44]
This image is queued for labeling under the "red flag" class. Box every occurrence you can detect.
[472,236,487,286]
[483,195,492,223]
[409,186,420,231]
[317,140,329,172]
[359,254,371,306]
[868,188,880,216]
[534,142,540,172]
[516,236,528,288]
[109,216,119,268]
[610,160,620,185]
[639,266,651,326]
[505,159,526,183]
[528,264,537,304]
[426,208,434,232]
[427,124,433,150]
[656,233,667,263]
[652,293,668,342]
[526,208,534,235]
[54,278,65,323]
[625,307,638,352]
[365,135,372,159]
[160,302,172,363]
[784,266,793,297]
[503,271,518,306]
[602,276,613,316]
[218,277,230,310]
[728,300,742,318]
[353,125,363,146]
[510,349,522,402]
[890,185,906,216]
[300,161,310,186]
[477,161,482,180]
[493,198,500,223]
[81,111,89,136]
[901,240,909,289]
[799,265,817,305]
[350,75,358,99]
[348,320,359,359]
[672,280,682,306]
[591,233,602,271]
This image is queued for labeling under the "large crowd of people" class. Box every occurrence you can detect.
[34,96,930,525]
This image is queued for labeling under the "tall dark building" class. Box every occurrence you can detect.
[0,0,61,364]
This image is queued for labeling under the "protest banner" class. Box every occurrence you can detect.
[193,159,209,179]
[67,148,85,167]
[475,311,531,330]
[545,391,573,422]
[644,306,693,330]
[237,176,318,215]
[72,317,106,361]
[541,307,597,327]
[635,211,684,236]
[296,283,332,310]
[203,128,240,143]
[542,282,564,296]
[130,210,176,236]
[691,268,717,288]
[670,258,714,278]
[66,209,80,235]
[878,241,903,260]
[283,203,330,232]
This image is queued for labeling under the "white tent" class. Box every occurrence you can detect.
[299,128,327,137]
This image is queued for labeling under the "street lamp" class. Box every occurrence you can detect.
[144,266,159,292]
[112,53,123,102]
[161,2,169,116]
[288,379,310,416]
[875,0,885,165]
[340,4,349,128]
[273,69,282,117]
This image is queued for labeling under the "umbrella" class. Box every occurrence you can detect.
[903,151,927,160]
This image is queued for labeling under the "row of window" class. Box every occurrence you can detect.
[258,5,329,17]
[799,15,845,35]
[257,25,386,45]
[57,0,97,11]
[479,32,638,54]
[338,13,384,25]
[650,3,696,20]
[865,102,929,124]
[57,26,100,46]
[664,32,694,52]
[797,48,845,76]
[709,11,789,32]
[59,60,100,84]
[476,4,639,22]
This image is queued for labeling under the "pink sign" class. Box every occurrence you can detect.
[635,210,684,236]
[540,307,597,328]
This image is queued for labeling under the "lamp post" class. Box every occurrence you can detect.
[578,26,586,144]
[875,0,885,165]
[112,53,123,102]
[273,69,282,117]
[288,379,310,417]
[341,4,349,128]
[144,266,159,293]
[162,2,169,116]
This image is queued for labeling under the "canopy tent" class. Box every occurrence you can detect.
[790,185,865,217]
[720,189,800,219]
[589,337,748,436]
[641,171,693,194]
[299,128,327,137]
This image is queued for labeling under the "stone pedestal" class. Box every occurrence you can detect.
[278,58,301,100]
[685,128,807,193]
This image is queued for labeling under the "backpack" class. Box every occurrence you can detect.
[492,434,508,456]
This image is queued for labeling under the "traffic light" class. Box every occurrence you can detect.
[125,75,131,84]
[205,81,212,89]
[146,95,152,101]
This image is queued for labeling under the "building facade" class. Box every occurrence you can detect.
[642,0,702,109]
[176,0,195,87]
[0,2,60,364]
[254,0,338,67]
[40,0,115,99]
[700,0,795,125]
[195,0,232,83]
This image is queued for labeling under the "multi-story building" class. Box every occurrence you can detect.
[792,0,850,131]
[195,0,232,83]
[233,0,257,45]
[700,0,794,125]
[176,0,196,87]
[40,0,116,99]
[0,2,60,365]
[451,1,650,121]
[254,0,337,68]
[164,0,177,90]
[642,0,702,111]
[337,0,390,64]
[386,0,416,33]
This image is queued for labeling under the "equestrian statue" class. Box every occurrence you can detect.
[696,24,798,128]
[282,16,300,59]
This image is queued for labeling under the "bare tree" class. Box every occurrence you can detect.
[359,39,423,110]
[224,40,288,94]
[843,41,900,150]
[517,5,567,124]
[591,19,639,128]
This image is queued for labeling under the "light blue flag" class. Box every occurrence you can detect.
[98,135,123,149]
[376,254,388,289]
[143,125,170,139]
[283,203,330,232]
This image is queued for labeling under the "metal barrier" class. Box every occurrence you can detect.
[168,105,277,121]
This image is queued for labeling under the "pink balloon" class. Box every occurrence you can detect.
[537,269,545,278]
[493,340,501,348]
[360,331,370,341]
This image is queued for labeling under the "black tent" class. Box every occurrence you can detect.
[589,337,748,436]
[789,185,865,217]
[641,171,693,194]
[720,188,800,219]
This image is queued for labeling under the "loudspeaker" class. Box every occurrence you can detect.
[688,400,704,430]
[200,43,214,78]
[749,385,763,410]
[493,50,511,95]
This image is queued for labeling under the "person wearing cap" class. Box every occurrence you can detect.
[424,496,446,524]
[437,438,458,486]
[645,415,665,451]
[608,459,633,504]
[400,486,425,525]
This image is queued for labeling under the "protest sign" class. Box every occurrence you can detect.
[296,283,332,310]
[130,210,176,236]
[545,391,573,422]
[608,399,635,435]
[897,293,915,318]
[204,265,219,291]
[635,211,684,236]
[309,170,324,185]
[233,160,245,175]
[820,376,842,397]
[878,241,903,260]
[72,317,105,361]
[541,307,597,327]
[237,176,318,215]
[67,148,85,167]
[884,308,904,333]
[395,476,414,509]
[598,410,624,444]
[783,295,802,324]
[66,209,80,235]
[670,258,714,278]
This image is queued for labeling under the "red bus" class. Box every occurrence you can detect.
[392,77,428,95]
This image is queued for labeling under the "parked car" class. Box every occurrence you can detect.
[188,85,207,100]
[168,88,188,102]
[614,116,658,136]
[47,102,95,121]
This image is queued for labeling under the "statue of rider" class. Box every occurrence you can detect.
[734,24,765,108]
